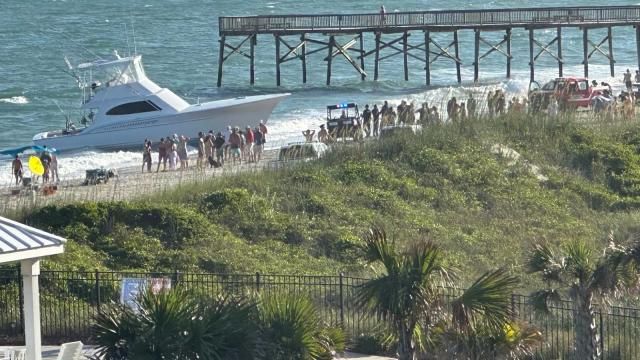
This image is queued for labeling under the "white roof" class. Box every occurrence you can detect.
[0,216,66,264]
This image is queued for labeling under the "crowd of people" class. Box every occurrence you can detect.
[142,121,269,173]
[10,146,58,186]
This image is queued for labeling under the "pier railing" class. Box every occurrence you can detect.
[220,6,640,35]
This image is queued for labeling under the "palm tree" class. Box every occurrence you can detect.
[356,227,520,360]
[526,237,640,360]
[93,287,258,360]
[258,292,345,360]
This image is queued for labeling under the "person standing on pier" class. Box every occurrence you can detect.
[380,5,386,26]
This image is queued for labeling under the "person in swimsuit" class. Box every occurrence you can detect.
[178,135,189,170]
[11,155,23,186]
[157,138,167,172]
[142,139,152,173]
[302,129,315,142]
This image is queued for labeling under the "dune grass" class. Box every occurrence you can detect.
[14,111,640,291]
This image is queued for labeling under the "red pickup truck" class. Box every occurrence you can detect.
[528,77,607,112]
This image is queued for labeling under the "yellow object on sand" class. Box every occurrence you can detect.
[28,156,44,176]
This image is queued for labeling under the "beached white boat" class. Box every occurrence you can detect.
[32,51,289,151]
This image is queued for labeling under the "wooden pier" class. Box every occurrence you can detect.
[217,6,640,86]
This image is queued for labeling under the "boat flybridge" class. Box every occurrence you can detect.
[32,51,289,151]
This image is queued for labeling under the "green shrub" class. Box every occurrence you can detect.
[93,288,257,360]
[258,292,344,360]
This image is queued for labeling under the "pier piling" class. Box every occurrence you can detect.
[216,6,640,86]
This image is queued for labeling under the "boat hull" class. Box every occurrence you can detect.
[33,94,287,152]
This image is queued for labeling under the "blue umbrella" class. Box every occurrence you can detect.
[0,145,57,156]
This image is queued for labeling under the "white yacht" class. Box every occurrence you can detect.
[32,52,289,151]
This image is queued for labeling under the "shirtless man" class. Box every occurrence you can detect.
[318,124,329,143]
[229,127,242,166]
[157,138,167,172]
[12,155,23,186]
[50,153,59,182]
[302,129,315,142]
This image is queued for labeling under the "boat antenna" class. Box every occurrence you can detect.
[58,55,81,85]
[124,23,131,57]
[53,100,72,130]
[131,18,138,55]
[51,27,103,61]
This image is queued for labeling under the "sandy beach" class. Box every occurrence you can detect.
[0,149,281,216]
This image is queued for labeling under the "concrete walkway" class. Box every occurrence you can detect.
[1,347,395,360]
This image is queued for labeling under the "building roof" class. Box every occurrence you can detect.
[0,216,66,264]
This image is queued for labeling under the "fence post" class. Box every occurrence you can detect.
[599,310,604,357]
[173,270,181,287]
[17,267,25,338]
[255,272,261,293]
[95,269,101,313]
[339,272,345,326]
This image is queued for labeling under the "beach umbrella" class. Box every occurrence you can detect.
[28,156,44,176]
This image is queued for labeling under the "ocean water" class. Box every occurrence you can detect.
[1,0,639,183]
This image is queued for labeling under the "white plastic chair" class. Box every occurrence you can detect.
[11,350,25,360]
[55,342,83,360]
[2,350,25,360]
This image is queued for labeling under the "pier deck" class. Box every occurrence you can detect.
[216,6,640,86]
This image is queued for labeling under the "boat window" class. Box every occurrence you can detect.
[106,101,161,115]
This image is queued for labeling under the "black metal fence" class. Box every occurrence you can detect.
[220,6,640,35]
[2,270,640,358]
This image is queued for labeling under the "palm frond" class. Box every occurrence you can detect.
[528,289,561,313]
[527,243,564,284]
[92,304,139,360]
[451,268,518,332]
[362,226,399,274]
[258,292,324,359]
[564,240,595,283]
[409,240,454,289]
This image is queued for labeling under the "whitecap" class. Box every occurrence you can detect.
[0,96,29,105]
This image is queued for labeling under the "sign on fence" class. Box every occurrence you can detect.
[120,277,172,308]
